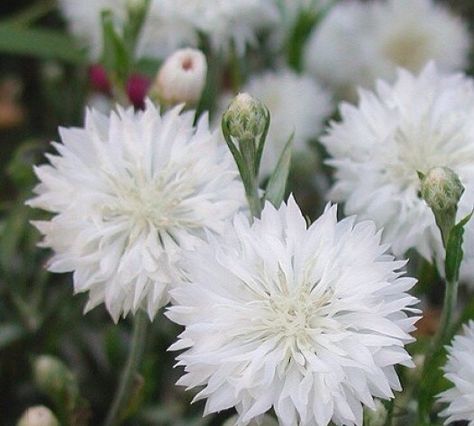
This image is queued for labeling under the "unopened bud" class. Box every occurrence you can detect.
[222,93,269,142]
[419,167,464,212]
[153,48,207,106]
[363,399,388,426]
[419,167,464,245]
[33,355,78,405]
[17,406,59,426]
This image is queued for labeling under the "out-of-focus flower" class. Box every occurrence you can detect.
[305,0,470,99]
[221,69,332,177]
[28,102,244,322]
[58,0,195,60]
[168,197,418,426]
[153,48,207,107]
[17,406,59,426]
[126,73,151,109]
[438,321,474,425]
[321,64,474,281]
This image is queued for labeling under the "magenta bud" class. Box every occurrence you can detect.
[126,74,151,109]
[89,65,111,94]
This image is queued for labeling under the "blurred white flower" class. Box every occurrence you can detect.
[17,406,59,426]
[167,197,418,426]
[28,102,244,322]
[153,48,207,107]
[59,0,277,60]
[219,69,332,177]
[305,0,470,99]
[171,0,279,56]
[321,64,474,278]
[59,0,196,60]
[438,321,474,425]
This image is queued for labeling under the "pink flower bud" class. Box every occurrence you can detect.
[126,73,151,109]
[88,65,110,94]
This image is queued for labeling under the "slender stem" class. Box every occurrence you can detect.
[6,0,56,26]
[432,278,458,353]
[104,310,148,426]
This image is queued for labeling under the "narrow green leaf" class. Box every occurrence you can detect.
[264,133,294,208]
[0,24,85,64]
[445,211,473,283]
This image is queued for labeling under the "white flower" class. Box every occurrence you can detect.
[219,69,332,177]
[154,48,207,107]
[59,0,196,60]
[304,0,470,99]
[17,406,59,426]
[171,0,279,56]
[167,197,418,426]
[438,321,474,425]
[322,64,474,276]
[28,102,244,322]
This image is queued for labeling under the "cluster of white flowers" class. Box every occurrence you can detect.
[439,321,474,425]
[305,0,470,99]
[59,0,278,60]
[31,0,474,424]
[321,63,474,282]
[29,103,244,322]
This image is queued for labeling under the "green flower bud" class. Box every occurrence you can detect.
[363,400,388,426]
[222,93,269,143]
[419,167,464,212]
[33,355,79,409]
[418,167,464,246]
[17,406,59,426]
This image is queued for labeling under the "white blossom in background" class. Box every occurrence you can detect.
[168,197,418,426]
[219,69,332,177]
[28,102,244,322]
[153,48,207,107]
[171,0,279,56]
[58,0,196,60]
[438,321,474,425]
[305,0,470,99]
[321,64,474,281]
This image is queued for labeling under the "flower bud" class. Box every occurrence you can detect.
[153,48,207,106]
[363,399,388,426]
[126,73,150,109]
[419,167,464,212]
[419,167,464,245]
[222,93,269,142]
[33,355,78,405]
[17,406,59,426]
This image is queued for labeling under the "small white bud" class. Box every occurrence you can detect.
[17,406,59,426]
[419,167,464,213]
[222,93,269,142]
[153,48,207,106]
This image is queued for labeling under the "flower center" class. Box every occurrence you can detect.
[383,29,431,70]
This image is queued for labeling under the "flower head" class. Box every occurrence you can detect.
[154,48,207,107]
[305,0,470,99]
[322,64,474,270]
[167,197,418,426]
[438,321,474,425]
[17,406,59,426]
[28,102,244,321]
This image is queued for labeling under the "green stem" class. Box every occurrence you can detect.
[5,0,56,26]
[104,310,148,426]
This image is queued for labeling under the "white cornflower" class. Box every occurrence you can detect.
[153,48,207,107]
[219,69,332,177]
[171,0,279,56]
[304,0,470,99]
[167,197,418,426]
[438,321,474,425]
[28,102,244,322]
[322,64,474,271]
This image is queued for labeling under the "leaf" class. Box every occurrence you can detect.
[264,133,293,208]
[0,24,85,63]
[445,211,473,283]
